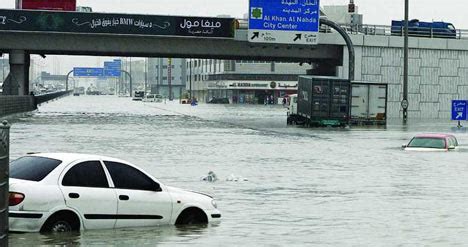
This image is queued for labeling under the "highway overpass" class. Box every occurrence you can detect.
[3,9,468,119]
[0,9,344,96]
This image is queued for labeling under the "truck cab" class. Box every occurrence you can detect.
[286,94,300,125]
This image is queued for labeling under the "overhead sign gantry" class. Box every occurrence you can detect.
[73,59,122,77]
[248,0,320,45]
[104,59,122,77]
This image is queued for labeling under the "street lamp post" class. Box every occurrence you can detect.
[189,59,192,99]
[402,0,409,122]
[168,58,173,101]
[144,58,148,94]
[129,57,132,97]
[65,70,74,91]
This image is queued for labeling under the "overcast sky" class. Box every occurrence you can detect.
[0,0,467,74]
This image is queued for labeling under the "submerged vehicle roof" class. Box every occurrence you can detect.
[413,133,455,138]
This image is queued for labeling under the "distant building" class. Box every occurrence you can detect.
[321,5,363,26]
[121,58,146,94]
[188,60,308,104]
[148,58,187,99]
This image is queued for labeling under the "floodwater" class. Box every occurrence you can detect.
[5,96,468,246]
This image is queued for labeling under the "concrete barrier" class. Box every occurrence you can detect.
[0,96,36,117]
[35,90,72,105]
[0,90,72,117]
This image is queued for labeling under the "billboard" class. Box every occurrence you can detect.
[0,9,236,38]
[18,0,76,11]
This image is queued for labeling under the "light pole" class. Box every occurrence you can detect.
[168,58,173,101]
[129,57,132,97]
[144,58,148,94]
[189,59,192,99]
[65,70,74,91]
[402,0,409,123]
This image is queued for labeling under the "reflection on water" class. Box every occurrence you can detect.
[10,224,211,246]
[6,96,468,246]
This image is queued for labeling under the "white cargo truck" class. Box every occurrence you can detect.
[287,78,387,126]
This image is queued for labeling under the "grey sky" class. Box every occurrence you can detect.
[1,0,467,74]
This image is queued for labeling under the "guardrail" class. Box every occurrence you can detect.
[35,90,73,106]
[236,19,468,40]
[337,23,468,39]
[0,121,9,247]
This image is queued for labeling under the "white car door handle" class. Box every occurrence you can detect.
[69,193,80,199]
[119,195,129,201]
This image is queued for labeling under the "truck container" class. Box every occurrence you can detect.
[391,19,456,38]
[350,82,387,125]
[287,78,387,127]
[292,76,351,127]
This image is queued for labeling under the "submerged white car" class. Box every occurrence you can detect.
[402,133,458,151]
[9,153,221,233]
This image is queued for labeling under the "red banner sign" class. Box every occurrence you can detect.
[19,0,76,11]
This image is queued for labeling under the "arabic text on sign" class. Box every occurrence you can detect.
[281,0,318,6]
[179,19,222,29]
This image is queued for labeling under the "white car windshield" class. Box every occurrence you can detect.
[408,137,445,149]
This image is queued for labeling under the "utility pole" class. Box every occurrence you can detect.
[402,0,409,123]
[156,58,161,95]
[129,57,132,97]
[168,58,173,101]
[144,58,148,94]
[189,59,192,99]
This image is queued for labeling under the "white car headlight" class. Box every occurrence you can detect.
[211,199,217,209]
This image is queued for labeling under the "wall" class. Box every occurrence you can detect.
[327,33,468,119]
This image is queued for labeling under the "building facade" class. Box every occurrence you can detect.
[188,59,309,104]
[148,58,187,99]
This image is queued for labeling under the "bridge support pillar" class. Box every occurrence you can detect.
[7,50,30,96]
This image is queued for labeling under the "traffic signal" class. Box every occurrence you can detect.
[348,3,355,13]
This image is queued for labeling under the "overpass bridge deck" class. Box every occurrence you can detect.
[0,29,342,63]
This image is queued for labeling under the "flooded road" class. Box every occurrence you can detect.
[6,96,468,246]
